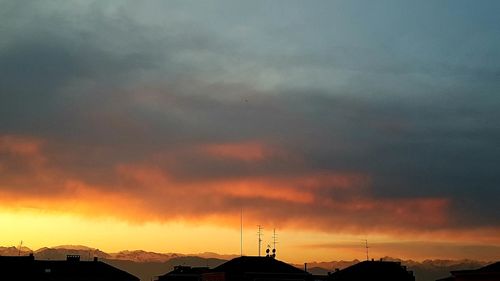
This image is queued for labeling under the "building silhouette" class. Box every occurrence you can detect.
[158,265,211,281]
[436,261,500,281]
[0,254,139,281]
[327,260,415,281]
[158,256,320,281]
[202,256,311,281]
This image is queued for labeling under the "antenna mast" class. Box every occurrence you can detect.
[18,240,23,256]
[364,239,369,261]
[240,208,243,256]
[257,225,263,257]
[272,228,278,258]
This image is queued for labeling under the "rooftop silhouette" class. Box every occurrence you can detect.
[436,261,500,281]
[0,254,139,281]
[159,256,313,281]
[327,260,415,281]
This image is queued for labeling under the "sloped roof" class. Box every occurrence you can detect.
[477,261,500,272]
[330,260,414,281]
[451,261,500,275]
[212,256,307,275]
[0,255,139,281]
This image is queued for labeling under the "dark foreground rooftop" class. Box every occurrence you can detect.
[436,261,500,281]
[328,260,415,281]
[212,256,308,275]
[158,256,313,281]
[0,254,139,281]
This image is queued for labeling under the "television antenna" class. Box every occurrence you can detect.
[240,208,243,256]
[272,228,278,258]
[257,225,263,257]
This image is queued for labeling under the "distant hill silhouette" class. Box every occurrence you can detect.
[112,250,182,263]
[104,256,227,281]
[292,260,360,272]
[192,252,239,260]
[35,247,112,260]
[52,245,96,251]
[0,245,492,281]
[404,259,489,281]
[0,246,32,256]
[0,246,236,263]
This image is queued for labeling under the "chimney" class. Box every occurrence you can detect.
[304,263,307,273]
[93,257,98,262]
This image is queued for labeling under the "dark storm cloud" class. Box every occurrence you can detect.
[1,1,499,232]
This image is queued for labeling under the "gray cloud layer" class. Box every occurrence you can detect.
[1,0,499,230]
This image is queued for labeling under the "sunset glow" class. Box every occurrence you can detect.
[1,0,499,265]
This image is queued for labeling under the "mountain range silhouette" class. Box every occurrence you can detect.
[0,245,491,281]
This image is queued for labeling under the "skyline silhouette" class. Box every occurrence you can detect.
[0,248,497,281]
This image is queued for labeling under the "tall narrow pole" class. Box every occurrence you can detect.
[257,225,263,257]
[365,239,369,261]
[271,228,278,258]
[240,208,243,256]
[272,228,277,250]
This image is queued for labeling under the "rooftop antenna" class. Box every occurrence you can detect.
[257,225,263,257]
[272,228,278,258]
[364,239,369,261]
[240,208,243,257]
[18,240,23,256]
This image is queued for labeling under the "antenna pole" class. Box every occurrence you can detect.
[272,228,277,250]
[271,228,278,258]
[365,239,369,261]
[18,240,23,256]
[240,208,243,257]
[257,225,263,257]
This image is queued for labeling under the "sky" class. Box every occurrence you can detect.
[1,0,499,263]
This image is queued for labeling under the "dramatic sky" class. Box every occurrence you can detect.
[1,1,499,262]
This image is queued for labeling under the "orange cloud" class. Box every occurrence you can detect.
[212,179,315,204]
[0,135,42,155]
[116,164,170,188]
[0,135,46,167]
[296,172,370,190]
[0,134,478,240]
